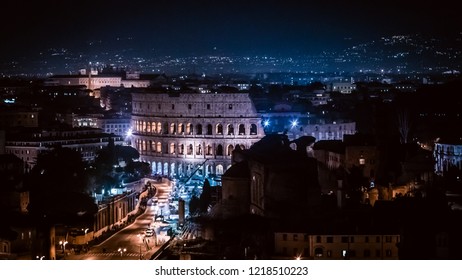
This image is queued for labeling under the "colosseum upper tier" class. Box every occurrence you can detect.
[131,90,265,179]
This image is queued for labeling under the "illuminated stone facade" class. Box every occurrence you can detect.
[131,91,265,178]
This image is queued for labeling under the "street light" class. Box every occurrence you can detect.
[59,240,68,254]
[118,247,126,257]
[84,228,89,247]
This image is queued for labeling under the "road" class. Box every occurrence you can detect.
[66,178,174,260]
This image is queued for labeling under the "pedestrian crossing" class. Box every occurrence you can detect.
[84,252,141,257]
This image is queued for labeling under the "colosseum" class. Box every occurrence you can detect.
[131,89,265,180]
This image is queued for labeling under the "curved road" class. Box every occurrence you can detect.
[66,178,173,260]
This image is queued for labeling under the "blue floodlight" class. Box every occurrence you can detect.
[291,120,298,128]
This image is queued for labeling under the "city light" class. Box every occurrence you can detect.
[263,120,270,127]
[290,120,298,128]
[126,128,133,137]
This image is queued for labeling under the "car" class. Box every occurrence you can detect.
[145,228,155,237]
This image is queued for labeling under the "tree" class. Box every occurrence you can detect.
[26,146,97,226]
[29,146,87,193]
[115,145,140,164]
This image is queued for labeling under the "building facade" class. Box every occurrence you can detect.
[434,140,462,175]
[260,112,356,142]
[274,232,400,260]
[130,90,265,178]
[5,127,124,171]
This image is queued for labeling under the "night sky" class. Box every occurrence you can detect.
[1,0,460,60]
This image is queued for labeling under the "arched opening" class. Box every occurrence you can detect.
[156,122,161,133]
[206,144,213,155]
[216,124,223,135]
[186,123,193,135]
[227,124,234,135]
[196,124,203,135]
[250,124,257,135]
[170,163,176,177]
[170,123,177,134]
[170,143,176,154]
[216,164,224,175]
[163,162,168,175]
[156,142,162,153]
[207,124,213,135]
[227,144,234,156]
[196,144,202,155]
[216,144,223,156]
[238,124,245,135]
[163,122,168,134]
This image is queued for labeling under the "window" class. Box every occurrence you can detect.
[365,236,369,243]
[316,236,321,243]
[376,236,381,243]
[341,236,349,243]
[326,236,333,243]
[293,234,298,241]
[386,249,392,257]
[359,158,366,165]
[172,104,175,109]
[364,249,371,258]
[282,234,287,241]
[327,250,332,257]
[228,104,233,110]
[207,104,211,109]
[188,104,192,109]
[385,236,392,243]
[314,247,323,257]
